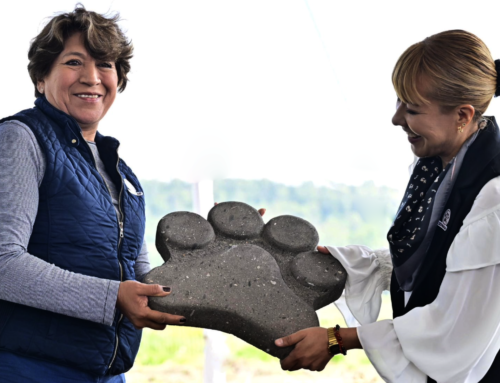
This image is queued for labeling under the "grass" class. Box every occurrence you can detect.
[136,326,205,366]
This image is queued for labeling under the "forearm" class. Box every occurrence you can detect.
[134,241,151,282]
[357,319,426,382]
[339,327,362,351]
[0,248,120,325]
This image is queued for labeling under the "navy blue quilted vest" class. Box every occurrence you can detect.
[0,96,145,376]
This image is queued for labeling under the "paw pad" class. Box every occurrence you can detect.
[156,212,215,256]
[263,215,319,252]
[145,201,346,359]
[208,201,263,239]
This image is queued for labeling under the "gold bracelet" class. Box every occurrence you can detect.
[327,327,338,355]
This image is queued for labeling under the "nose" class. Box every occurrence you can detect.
[392,100,407,127]
[80,63,101,86]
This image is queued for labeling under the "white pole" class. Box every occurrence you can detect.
[192,179,214,219]
[192,180,229,383]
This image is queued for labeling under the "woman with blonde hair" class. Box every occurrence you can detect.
[276,30,500,382]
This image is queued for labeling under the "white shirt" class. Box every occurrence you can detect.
[327,176,500,383]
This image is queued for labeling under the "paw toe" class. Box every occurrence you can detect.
[156,212,215,261]
[263,215,319,252]
[291,251,346,291]
[208,201,264,239]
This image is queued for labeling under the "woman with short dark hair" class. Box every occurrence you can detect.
[276,30,500,382]
[0,5,183,382]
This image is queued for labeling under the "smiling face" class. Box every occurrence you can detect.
[392,100,458,165]
[38,33,118,138]
[392,79,477,167]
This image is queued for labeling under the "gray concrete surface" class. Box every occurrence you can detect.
[145,201,346,359]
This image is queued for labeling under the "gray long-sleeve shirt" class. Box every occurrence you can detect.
[0,120,150,326]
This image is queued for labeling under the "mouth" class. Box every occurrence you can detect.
[74,93,102,99]
[403,128,421,139]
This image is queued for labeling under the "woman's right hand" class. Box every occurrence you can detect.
[116,280,185,330]
[214,202,266,216]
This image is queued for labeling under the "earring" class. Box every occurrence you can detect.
[458,123,465,133]
[40,87,44,94]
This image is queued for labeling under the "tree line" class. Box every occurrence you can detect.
[141,179,400,267]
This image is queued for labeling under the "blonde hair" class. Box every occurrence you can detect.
[28,4,133,97]
[392,30,497,121]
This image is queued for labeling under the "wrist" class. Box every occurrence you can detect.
[327,325,348,355]
[327,327,340,355]
[340,327,362,350]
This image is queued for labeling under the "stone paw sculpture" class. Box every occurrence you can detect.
[144,201,346,359]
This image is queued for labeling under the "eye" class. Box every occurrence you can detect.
[406,109,419,115]
[64,59,81,66]
[98,62,113,69]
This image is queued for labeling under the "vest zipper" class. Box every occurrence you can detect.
[79,134,125,371]
[109,262,124,369]
[108,144,125,371]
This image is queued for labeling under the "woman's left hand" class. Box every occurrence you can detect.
[275,327,332,371]
[117,281,185,330]
[317,246,330,254]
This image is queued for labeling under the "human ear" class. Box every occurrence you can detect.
[37,80,45,94]
[457,105,475,126]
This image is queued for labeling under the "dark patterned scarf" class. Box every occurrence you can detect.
[387,157,451,268]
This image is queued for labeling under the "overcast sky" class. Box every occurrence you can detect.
[2,0,500,195]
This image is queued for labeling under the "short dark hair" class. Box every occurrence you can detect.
[28,4,133,97]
